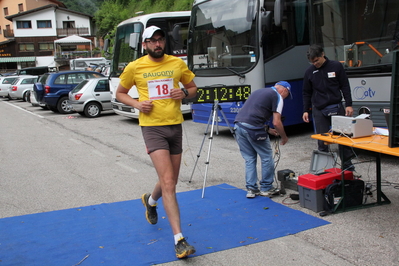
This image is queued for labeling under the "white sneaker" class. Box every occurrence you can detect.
[246,190,259,198]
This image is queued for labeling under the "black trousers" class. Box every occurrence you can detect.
[312,103,355,171]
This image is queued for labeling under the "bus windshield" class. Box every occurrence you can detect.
[110,16,190,78]
[110,22,143,78]
[188,0,258,77]
[312,0,399,71]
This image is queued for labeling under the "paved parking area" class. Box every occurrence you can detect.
[1,98,399,265]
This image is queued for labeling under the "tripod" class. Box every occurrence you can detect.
[189,100,236,198]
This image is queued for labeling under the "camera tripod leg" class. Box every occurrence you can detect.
[189,101,234,198]
[201,104,218,198]
[217,104,235,139]
[188,105,214,183]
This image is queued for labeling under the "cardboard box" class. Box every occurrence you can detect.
[297,168,354,212]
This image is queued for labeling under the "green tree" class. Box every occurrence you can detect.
[61,0,105,14]
[94,0,193,39]
[94,0,131,38]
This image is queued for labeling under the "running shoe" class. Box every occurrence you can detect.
[141,193,157,225]
[175,237,196,258]
[246,189,259,198]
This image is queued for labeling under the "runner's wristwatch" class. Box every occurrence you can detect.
[181,88,189,98]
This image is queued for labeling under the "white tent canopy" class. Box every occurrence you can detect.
[54,35,92,57]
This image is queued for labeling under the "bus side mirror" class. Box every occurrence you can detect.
[104,39,110,54]
[129,33,140,50]
[172,24,182,45]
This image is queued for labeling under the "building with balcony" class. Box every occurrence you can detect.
[0,1,100,74]
[0,0,66,42]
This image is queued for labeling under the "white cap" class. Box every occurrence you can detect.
[142,26,165,40]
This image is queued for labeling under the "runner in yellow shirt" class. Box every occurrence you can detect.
[116,25,197,259]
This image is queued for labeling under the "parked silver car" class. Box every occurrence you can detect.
[8,75,38,101]
[0,76,18,98]
[68,77,112,118]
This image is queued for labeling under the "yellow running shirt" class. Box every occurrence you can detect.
[119,54,195,126]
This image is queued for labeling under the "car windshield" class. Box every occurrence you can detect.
[87,73,103,78]
[71,80,89,93]
[38,74,49,84]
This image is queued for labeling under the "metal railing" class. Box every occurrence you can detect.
[56,28,89,36]
[54,51,101,60]
[3,29,14,38]
[2,28,90,38]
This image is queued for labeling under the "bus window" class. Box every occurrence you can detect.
[262,0,309,61]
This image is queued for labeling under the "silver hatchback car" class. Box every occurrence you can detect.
[0,76,18,98]
[8,75,38,101]
[68,77,112,118]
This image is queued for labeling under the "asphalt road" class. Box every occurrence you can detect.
[1,98,399,265]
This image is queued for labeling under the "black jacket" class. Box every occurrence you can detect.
[302,57,352,112]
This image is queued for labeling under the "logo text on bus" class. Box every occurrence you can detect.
[353,86,376,100]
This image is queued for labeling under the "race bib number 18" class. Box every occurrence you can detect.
[148,78,173,100]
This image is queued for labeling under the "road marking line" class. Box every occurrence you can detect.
[3,101,44,118]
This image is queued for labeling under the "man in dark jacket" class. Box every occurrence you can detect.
[302,44,356,173]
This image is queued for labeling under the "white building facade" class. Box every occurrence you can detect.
[1,4,97,73]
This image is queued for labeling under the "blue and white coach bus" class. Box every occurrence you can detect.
[188,0,399,127]
[108,11,191,119]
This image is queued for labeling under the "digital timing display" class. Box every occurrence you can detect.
[189,85,251,103]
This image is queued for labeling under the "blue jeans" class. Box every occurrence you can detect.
[234,123,274,192]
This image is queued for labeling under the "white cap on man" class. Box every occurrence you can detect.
[142,26,165,40]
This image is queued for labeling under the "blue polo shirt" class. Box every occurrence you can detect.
[235,87,283,127]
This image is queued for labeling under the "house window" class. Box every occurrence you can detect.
[19,43,34,51]
[37,20,52,28]
[63,21,75,28]
[18,4,24,12]
[39,43,54,51]
[4,8,8,16]
[16,21,32,29]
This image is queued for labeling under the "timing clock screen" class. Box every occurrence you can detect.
[189,85,251,103]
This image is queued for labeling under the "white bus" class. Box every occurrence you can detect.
[108,11,191,119]
[188,0,399,127]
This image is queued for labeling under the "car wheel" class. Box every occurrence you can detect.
[24,91,30,102]
[84,102,101,118]
[57,96,74,114]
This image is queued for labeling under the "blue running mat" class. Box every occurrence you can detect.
[0,183,329,265]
